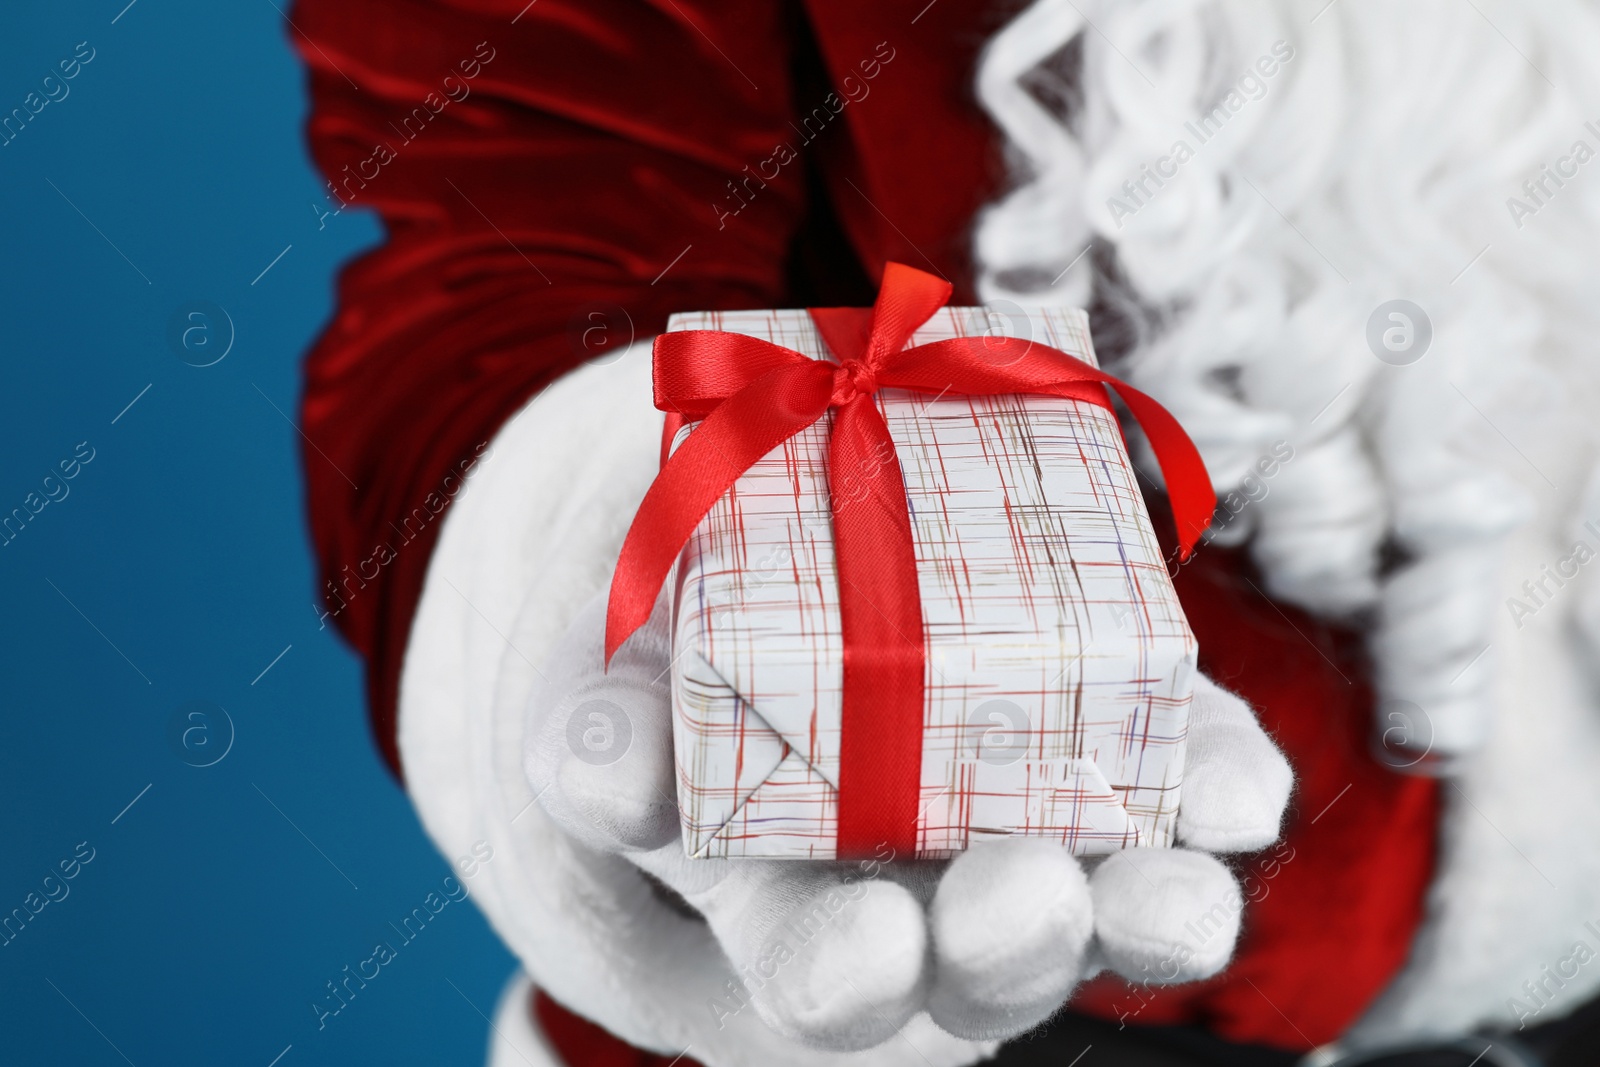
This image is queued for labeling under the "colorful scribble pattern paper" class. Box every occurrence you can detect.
[670,306,1197,860]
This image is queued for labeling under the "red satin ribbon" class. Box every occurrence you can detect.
[607,263,1214,858]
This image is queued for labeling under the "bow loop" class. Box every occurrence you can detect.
[862,262,954,366]
[653,331,811,417]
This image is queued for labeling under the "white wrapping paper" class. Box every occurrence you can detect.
[669,306,1197,860]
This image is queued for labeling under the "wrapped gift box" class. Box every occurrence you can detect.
[667,305,1198,860]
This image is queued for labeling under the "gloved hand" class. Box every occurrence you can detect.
[403,345,1293,1064]
[528,584,1293,1049]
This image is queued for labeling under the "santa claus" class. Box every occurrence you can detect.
[289,1,1600,1064]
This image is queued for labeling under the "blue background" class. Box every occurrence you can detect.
[0,3,517,1064]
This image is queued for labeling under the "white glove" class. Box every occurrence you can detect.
[402,345,1290,1065]
[528,586,1294,1047]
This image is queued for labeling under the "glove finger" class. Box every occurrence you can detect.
[1177,674,1294,854]
[634,846,930,1051]
[527,587,679,853]
[926,839,1093,1040]
[1090,846,1240,984]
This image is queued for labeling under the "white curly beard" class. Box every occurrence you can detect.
[971,0,1600,1042]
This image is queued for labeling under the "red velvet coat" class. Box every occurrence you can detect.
[289,0,1438,1053]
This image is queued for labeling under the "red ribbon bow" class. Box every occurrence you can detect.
[607,262,1214,858]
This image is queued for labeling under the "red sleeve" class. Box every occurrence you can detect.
[289,0,809,776]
